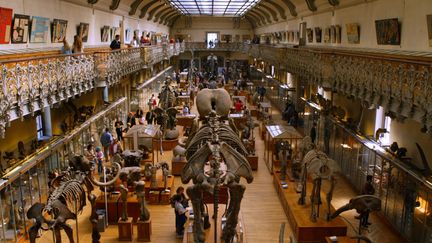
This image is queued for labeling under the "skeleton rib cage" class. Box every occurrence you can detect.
[46,179,86,218]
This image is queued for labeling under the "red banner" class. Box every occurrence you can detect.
[0,7,13,44]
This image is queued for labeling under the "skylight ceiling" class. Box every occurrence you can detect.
[168,0,261,17]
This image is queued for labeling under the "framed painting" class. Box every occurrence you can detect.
[134,29,139,38]
[306,28,313,43]
[235,34,240,42]
[336,25,341,43]
[427,15,432,47]
[30,16,50,43]
[125,28,131,43]
[11,14,30,44]
[324,27,330,43]
[315,27,322,43]
[110,26,120,41]
[330,25,336,43]
[51,19,67,43]
[295,31,299,42]
[346,23,360,44]
[77,22,89,42]
[221,34,232,43]
[101,25,109,42]
[0,7,13,44]
[375,18,400,45]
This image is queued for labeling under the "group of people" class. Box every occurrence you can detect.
[110,33,153,50]
[61,35,84,54]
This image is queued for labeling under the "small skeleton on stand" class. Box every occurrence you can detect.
[135,181,150,221]
[119,184,129,221]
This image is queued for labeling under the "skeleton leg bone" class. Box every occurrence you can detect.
[222,182,245,242]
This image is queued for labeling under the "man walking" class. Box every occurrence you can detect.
[100,128,113,162]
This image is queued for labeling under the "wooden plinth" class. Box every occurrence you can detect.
[152,138,178,151]
[325,236,358,243]
[160,191,171,204]
[172,157,187,175]
[137,219,152,242]
[118,217,133,241]
[148,191,159,204]
[273,172,347,243]
[247,155,258,170]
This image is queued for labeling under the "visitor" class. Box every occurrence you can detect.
[110,34,121,50]
[182,105,190,115]
[84,144,96,168]
[61,39,72,54]
[115,120,123,141]
[130,36,139,47]
[126,112,136,127]
[171,186,189,208]
[140,34,146,46]
[136,108,144,119]
[145,110,155,125]
[95,147,104,174]
[310,122,317,144]
[109,138,123,158]
[358,175,375,228]
[100,128,113,162]
[72,35,83,53]
[234,99,244,113]
[257,86,266,102]
[172,194,187,238]
[152,94,157,108]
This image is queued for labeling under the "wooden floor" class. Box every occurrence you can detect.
[34,96,405,243]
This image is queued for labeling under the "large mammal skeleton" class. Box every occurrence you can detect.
[182,89,253,243]
[26,155,120,243]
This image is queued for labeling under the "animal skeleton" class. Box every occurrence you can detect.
[297,149,339,222]
[182,110,253,243]
[26,155,121,243]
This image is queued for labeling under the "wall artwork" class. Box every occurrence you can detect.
[235,34,240,42]
[324,27,330,43]
[346,23,360,44]
[221,34,232,43]
[427,15,432,47]
[306,28,313,43]
[77,22,89,42]
[134,29,139,38]
[110,26,120,41]
[11,14,30,44]
[101,25,110,42]
[51,19,67,43]
[30,16,50,43]
[330,25,336,43]
[125,28,131,43]
[295,31,299,42]
[0,7,13,44]
[335,25,341,43]
[375,18,400,45]
[315,27,322,43]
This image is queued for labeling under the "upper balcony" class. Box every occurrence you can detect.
[183,42,432,132]
[0,43,185,138]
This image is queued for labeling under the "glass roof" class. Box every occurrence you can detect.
[168,0,261,16]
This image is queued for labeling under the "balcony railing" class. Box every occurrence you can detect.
[0,44,185,138]
[184,42,432,131]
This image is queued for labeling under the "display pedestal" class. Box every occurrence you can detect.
[118,217,133,241]
[247,155,258,170]
[325,236,358,243]
[160,190,171,204]
[172,157,187,175]
[273,172,347,243]
[155,138,178,150]
[137,219,152,242]
[148,191,159,204]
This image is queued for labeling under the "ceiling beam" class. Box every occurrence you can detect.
[169,15,181,27]
[248,10,266,25]
[305,0,317,12]
[88,0,98,4]
[147,3,165,21]
[154,7,173,23]
[253,7,272,24]
[279,0,297,17]
[129,0,144,15]
[259,4,278,22]
[155,9,177,22]
[328,0,339,6]
[162,12,179,25]
[139,0,158,18]
[245,13,262,26]
[265,0,287,20]
[244,15,257,28]
[109,0,121,11]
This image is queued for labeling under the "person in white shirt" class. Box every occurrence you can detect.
[172,194,187,238]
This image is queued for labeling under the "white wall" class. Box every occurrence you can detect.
[254,0,432,52]
[171,16,253,42]
[0,0,169,50]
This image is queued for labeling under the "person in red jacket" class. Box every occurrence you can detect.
[234,99,244,113]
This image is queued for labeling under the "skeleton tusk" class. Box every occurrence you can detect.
[89,162,121,186]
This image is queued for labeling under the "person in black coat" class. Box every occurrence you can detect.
[110,35,121,50]
[145,111,155,125]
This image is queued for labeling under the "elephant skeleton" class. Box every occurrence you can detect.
[158,79,176,110]
[182,109,253,243]
[26,155,121,243]
[296,149,339,222]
